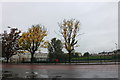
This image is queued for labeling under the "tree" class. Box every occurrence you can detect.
[83,52,90,57]
[18,24,47,63]
[48,38,64,61]
[1,28,21,63]
[58,19,80,63]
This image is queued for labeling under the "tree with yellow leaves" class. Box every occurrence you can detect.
[19,24,47,63]
[58,19,80,63]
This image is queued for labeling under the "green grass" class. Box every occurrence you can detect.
[72,56,113,60]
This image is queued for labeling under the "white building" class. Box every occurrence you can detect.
[11,51,48,62]
[34,53,48,59]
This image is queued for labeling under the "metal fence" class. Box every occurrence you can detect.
[2,54,120,64]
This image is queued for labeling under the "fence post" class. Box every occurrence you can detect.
[103,54,105,63]
[65,58,66,64]
[101,55,102,64]
[76,57,77,64]
[100,55,101,64]
[87,55,89,64]
[115,54,116,64]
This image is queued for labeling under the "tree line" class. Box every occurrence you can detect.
[0,19,80,63]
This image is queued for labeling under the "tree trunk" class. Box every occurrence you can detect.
[31,52,34,63]
[68,51,71,63]
[6,57,9,63]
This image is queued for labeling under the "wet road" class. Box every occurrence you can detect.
[0,64,119,78]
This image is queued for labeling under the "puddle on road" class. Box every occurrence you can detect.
[3,69,117,78]
[25,71,38,78]
[2,70,62,79]
[2,71,19,78]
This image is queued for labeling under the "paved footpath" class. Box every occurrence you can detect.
[0,64,119,78]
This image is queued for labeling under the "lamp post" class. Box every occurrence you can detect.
[115,43,118,64]
[8,26,11,28]
[115,43,117,50]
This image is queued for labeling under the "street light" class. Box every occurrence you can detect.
[115,43,118,64]
[8,26,11,28]
[115,43,117,50]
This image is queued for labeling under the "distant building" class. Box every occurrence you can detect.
[107,52,113,55]
[10,51,31,62]
[76,52,82,56]
[72,52,82,57]
[11,51,48,62]
[113,49,120,54]
[91,54,98,56]
[34,53,48,58]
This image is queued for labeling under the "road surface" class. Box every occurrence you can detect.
[0,64,119,78]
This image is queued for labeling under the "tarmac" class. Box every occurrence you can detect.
[0,64,119,78]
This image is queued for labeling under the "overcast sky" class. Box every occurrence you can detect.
[1,2,118,54]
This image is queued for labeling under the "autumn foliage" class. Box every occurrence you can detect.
[59,19,80,63]
[1,19,80,63]
[19,24,47,63]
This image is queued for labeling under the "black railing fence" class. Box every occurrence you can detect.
[2,54,120,64]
